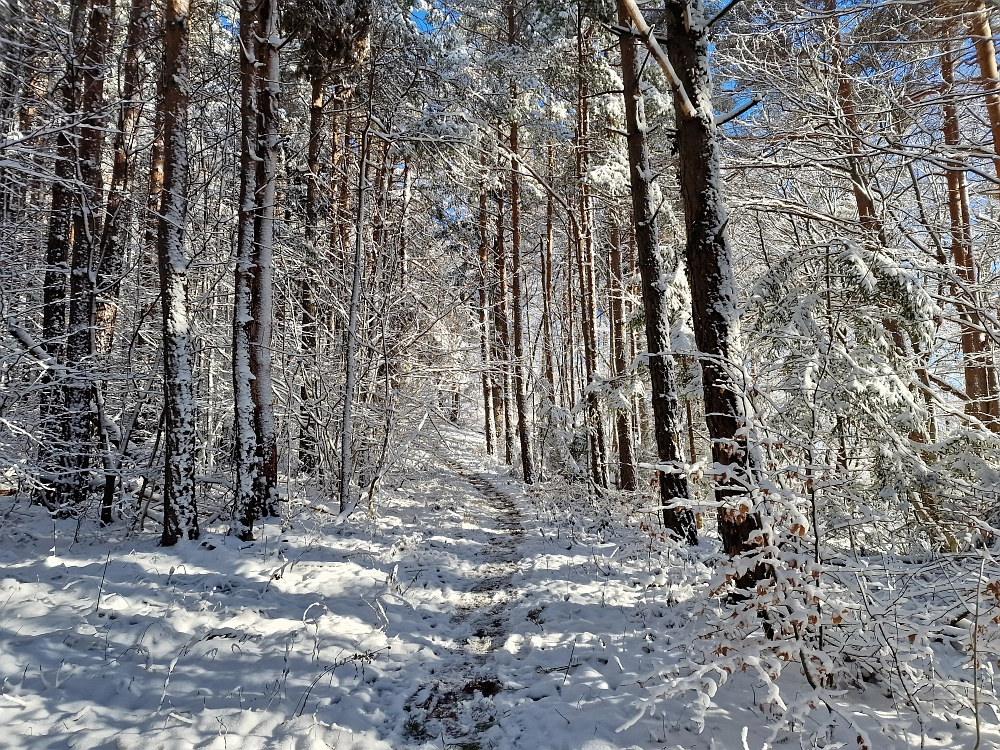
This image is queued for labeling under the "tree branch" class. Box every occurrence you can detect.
[707,0,743,29]
[620,0,697,119]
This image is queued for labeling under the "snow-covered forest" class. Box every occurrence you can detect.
[3,0,1000,746]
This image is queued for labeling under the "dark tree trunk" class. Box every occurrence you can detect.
[399,159,412,288]
[609,225,637,491]
[478,189,496,455]
[332,110,352,264]
[617,0,696,542]
[541,145,556,404]
[43,0,87,362]
[142,88,165,287]
[96,0,153,353]
[63,0,113,507]
[232,0,261,538]
[251,0,280,516]
[564,234,577,409]
[575,17,608,489]
[494,192,515,464]
[158,0,199,544]
[659,0,762,570]
[508,118,535,483]
[39,0,87,510]
[340,105,371,513]
[942,47,1000,428]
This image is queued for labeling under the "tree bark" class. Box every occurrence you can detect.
[157,0,199,544]
[478,189,496,455]
[942,46,1000,428]
[340,107,371,512]
[575,16,608,489]
[63,0,113,507]
[617,0,696,542]
[251,0,280,516]
[564,234,577,409]
[143,89,165,288]
[332,109,352,264]
[39,0,87,509]
[541,144,557,403]
[507,66,536,482]
[662,0,762,568]
[399,159,412,288]
[43,0,87,362]
[969,0,1000,180]
[96,0,153,353]
[232,0,261,538]
[494,192,515,464]
[609,224,637,490]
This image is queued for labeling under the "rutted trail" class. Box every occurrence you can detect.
[401,461,525,748]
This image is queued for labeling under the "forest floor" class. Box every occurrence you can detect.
[0,426,993,749]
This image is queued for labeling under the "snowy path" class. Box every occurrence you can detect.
[0,427,781,750]
[401,462,525,747]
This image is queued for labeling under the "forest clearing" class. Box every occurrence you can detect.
[4,0,1000,746]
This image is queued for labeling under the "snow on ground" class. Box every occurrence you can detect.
[0,427,994,749]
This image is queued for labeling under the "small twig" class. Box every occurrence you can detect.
[94,551,111,615]
[293,648,386,717]
[974,555,986,750]
[562,639,577,686]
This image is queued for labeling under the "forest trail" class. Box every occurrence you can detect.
[1,427,979,749]
[403,461,525,748]
[0,426,708,750]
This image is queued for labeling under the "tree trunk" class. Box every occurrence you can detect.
[942,46,1000,428]
[332,109,352,264]
[969,0,1000,180]
[541,144,557,403]
[478,189,496,455]
[617,0,695,541]
[575,17,609,489]
[251,0,280,516]
[341,109,370,512]
[143,91,165,288]
[399,159,412,288]
[609,224,637,490]
[662,0,761,569]
[63,0,113,507]
[817,0,883,245]
[231,0,261,538]
[564,234,577,409]
[299,73,323,474]
[158,0,199,544]
[44,0,87,361]
[96,0,153,353]
[39,0,87,509]
[494,192,515,464]
[508,113,536,483]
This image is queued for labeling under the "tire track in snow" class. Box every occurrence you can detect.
[405,461,524,748]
